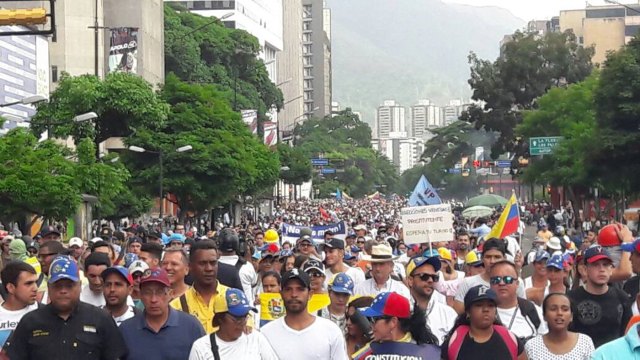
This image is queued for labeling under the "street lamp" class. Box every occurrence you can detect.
[73,112,98,123]
[0,94,47,107]
[127,145,193,220]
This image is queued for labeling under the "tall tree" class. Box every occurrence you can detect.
[461,30,594,157]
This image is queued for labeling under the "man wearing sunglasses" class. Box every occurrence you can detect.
[407,256,457,345]
[489,260,546,340]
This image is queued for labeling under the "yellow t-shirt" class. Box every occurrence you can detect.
[170,283,229,334]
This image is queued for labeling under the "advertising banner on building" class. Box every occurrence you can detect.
[241,110,258,134]
[263,121,278,146]
[108,27,139,73]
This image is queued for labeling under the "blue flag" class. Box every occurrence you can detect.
[335,188,342,201]
[408,175,442,206]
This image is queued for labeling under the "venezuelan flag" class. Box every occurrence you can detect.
[485,193,520,239]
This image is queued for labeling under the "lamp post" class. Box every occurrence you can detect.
[0,95,47,108]
[605,0,640,14]
[278,166,290,206]
[128,145,193,220]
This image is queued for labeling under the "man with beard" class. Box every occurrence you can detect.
[454,232,471,271]
[321,238,365,289]
[262,269,348,360]
[407,256,456,345]
[101,266,137,326]
[5,256,126,359]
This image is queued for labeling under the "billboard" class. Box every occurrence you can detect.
[263,121,277,146]
[241,110,258,134]
[108,27,138,74]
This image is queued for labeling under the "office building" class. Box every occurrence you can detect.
[374,137,425,174]
[560,3,640,64]
[377,100,406,138]
[277,0,304,135]
[302,0,332,118]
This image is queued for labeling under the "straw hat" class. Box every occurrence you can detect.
[361,243,398,263]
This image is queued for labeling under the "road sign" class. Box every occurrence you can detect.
[496,160,511,168]
[321,168,336,174]
[311,158,329,166]
[529,137,564,155]
[448,168,461,174]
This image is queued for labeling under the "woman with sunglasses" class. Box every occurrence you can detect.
[346,296,374,356]
[189,288,278,360]
[352,292,440,359]
[524,293,594,359]
[441,285,524,360]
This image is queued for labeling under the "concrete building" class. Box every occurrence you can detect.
[277,0,304,136]
[410,100,429,138]
[560,3,640,65]
[374,137,425,174]
[302,0,331,118]
[377,100,406,138]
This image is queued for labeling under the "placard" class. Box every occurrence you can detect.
[400,204,454,245]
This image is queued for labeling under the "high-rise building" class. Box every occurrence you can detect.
[277,0,304,135]
[302,0,331,119]
[374,137,425,174]
[560,3,640,64]
[377,100,406,138]
[410,100,429,138]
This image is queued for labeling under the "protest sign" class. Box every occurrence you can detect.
[352,342,441,360]
[281,221,347,244]
[400,204,454,245]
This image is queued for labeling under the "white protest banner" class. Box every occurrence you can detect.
[400,204,454,245]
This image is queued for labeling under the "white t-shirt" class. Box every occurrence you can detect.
[496,304,547,339]
[103,305,136,327]
[80,285,135,307]
[324,265,365,289]
[188,331,279,360]
[424,297,457,345]
[261,316,349,360]
[0,303,38,347]
[454,274,526,303]
[525,333,594,360]
[354,277,411,300]
[523,277,550,291]
[219,255,257,302]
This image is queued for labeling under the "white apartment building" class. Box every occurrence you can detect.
[377,100,406,138]
[374,136,425,174]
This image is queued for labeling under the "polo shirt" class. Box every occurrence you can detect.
[592,323,640,359]
[119,307,205,360]
[169,282,228,333]
[4,302,127,360]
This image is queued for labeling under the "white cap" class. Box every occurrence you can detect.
[89,237,103,244]
[68,237,83,248]
[547,237,562,251]
[128,260,149,275]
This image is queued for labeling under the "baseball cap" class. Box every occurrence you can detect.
[128,237,143,246]
[101,266,133,286]
[282,268,311,289]
[48,256,80,284]
[214,288,257,317]
[465,250,483,267]
[39,226,61,238]
[360,292,411,319]
[328,273,354,295]
[166,233,186,245]
[546,254,564,270]
[322,238,345,250]
[406,255,441,275]
[140,267,171,287]
[89,237,103,244]
[128,260,149,275]
[464,285,497,310]
[622,239,640,253]
[148,231,162,239]
[297,235,313,244]
[534,249,550,263]
[302,258,325,273]
[343,252,356,261]
[583,245,612,264]
[68,237,83,248]
[99,228,113,239]
[437,247,452,262]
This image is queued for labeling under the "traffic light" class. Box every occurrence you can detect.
[0,7,47,26]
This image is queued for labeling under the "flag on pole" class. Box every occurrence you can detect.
[408,175,442,207]
[486,193,520,239]
[336,188,343,201]
[319,206,331,221]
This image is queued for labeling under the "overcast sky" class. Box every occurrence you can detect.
[443,0,615,21]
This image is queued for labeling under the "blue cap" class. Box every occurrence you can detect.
[101,266,133,285]
[124,253,139,268]
[221,288,257,317]
[534,249,550,263]
[161,233,169,245]
[350,245,362,253]
[546,254,564,270]
[344,252,356,261]
[167,233,186,244]
[622,239,640,253]
[279,249,293,257]
[422,249,439,258]
[48,256,80,283]
[407,255,441,275]
[329,273,354,295]
[464,285,497,310]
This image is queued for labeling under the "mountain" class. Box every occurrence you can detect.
[326,0,525,124]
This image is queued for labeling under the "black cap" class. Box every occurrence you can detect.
[39,226,60,238]
[100,228,113,239]
[128,237,143,245]
[302,258,325,273]
[148,231,162,239]
[322,238,345,250]
[282,268,311,289]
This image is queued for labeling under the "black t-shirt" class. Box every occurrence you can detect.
[441,331,524,360]
[623,275,640,299]
[568,285,632,348]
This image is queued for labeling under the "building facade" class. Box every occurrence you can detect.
[302,0,331,119]
[377,100,406,138]
[277,0,304,136]
[373,137,425,174]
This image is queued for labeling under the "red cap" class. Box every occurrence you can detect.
[140,267,171,287]
[598,224,621,247]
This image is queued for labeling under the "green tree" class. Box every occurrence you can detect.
[124,75,279,217]
[30,72,169,148]
[0,129,81,225]
[461,30,594,157]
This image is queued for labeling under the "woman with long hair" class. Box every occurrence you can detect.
[524,293,594,359]
[345,296,374,356]
[441,285,524,360]
[351,292,440,359]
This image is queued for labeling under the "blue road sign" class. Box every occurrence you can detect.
[448,168,461,174]
[311,158,329,166]
[321,168,336,174]
[497,160,511,168]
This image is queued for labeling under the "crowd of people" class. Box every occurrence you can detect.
[0,196,637,359]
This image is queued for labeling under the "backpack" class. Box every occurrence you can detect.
[235,257,246,270]
[517,297,541,331]
[210,332,220,360]
[179,294,189,314]
[447,324,518,360]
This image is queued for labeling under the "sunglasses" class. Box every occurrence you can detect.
[226,313,248,323]
[411,273,439,282]
[490,276,516,285]
[308,271,324,278]
[367,315,391,323]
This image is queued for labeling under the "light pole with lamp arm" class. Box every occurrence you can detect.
[0,95,47,108]
[128,145,193,221]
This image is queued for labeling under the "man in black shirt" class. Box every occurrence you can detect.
[622,238,640,301]
[569,245,632,348]
[5,256,127,360]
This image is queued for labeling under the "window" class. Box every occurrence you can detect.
[303,33,311,42]
[303,56,312,65]
[585,8,625,18]
[304,80,313,89]
[303,22,311,31]
[303,45,312,54]
[304,68,313,77]
[52,65,58,83]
